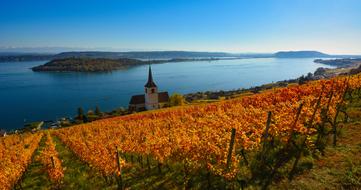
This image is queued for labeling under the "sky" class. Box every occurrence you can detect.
[0,0,361,54]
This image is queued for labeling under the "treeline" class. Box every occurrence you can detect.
[314,58,361,68]
[32,58,145,72]
[0,51,242,63]
[31,57,224,72]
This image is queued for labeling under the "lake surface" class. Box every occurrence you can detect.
[0,58,333,130]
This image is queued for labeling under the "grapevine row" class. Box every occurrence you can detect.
[0,133,43,190]
[37,132,64,185]
[54,74,361,185]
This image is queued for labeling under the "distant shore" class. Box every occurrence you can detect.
[3,57,361,132]
[2,50,360,63]
[184,58,361,102]
[31,57,239,72]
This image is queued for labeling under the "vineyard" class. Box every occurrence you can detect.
[0,133,42,190]
[1,74,361,189]
[36,132,64,186]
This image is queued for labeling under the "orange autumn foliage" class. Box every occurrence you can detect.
[54,74,361,179]
[37,132,64,184]
[0,133,43,190]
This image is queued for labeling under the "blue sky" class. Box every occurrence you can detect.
[0,0,360,54]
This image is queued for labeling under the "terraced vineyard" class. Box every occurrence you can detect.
[1,74,361,189]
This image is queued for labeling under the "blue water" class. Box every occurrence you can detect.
[0,58,333,130]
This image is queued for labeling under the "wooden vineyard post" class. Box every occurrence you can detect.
[158,162,162,174]
[289,90,323,180]
[333,81,350,147]
[262,102,304,190]
[115,146,123,190]
[138,155,143,168]
[332,105,341,147]
[226,128,236,170]
[287,102,304,145]
[258,111,272,167]
[240,148,249,166]
[316,88,334,152]
[262,111,272,151]
[147,156,151,171]
[51,156,55,168]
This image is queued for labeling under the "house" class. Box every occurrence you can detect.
[0,129,7,137]
[129,65,169,112]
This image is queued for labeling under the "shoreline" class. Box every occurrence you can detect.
[30,57,241,72]
[184,58,361,102]
[3,58,361,132]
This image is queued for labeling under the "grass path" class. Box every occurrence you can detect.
[52,136,113,189]
[18,97,361,189]
[19,134,114,189]
[20,135,52,190]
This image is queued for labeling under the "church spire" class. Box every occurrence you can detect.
[145,65,157,88]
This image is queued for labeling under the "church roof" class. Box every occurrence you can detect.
[144,65,157,88]
[129,92,169,105]
[129,94,145,105]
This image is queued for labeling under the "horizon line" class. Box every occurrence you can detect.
[1,47,361,55]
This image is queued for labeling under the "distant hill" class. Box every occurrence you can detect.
[1,50,359,63]
[0,51,271,62]
[274,51,331,58]
[54,51,243,59]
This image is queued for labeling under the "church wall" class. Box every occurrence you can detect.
[145,87,159,110]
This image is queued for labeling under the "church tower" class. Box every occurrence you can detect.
[144,65,159,110]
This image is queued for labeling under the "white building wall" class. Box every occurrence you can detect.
[145,87,159,110]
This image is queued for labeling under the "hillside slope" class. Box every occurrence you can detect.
[275,99,361,189]
[2,74,361,190]
[274,51,330,58]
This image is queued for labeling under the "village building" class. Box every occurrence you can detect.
[0,129,7,137]
[129,65,169,112]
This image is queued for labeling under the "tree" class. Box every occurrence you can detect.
[306,72,313,80]
[95,106,102,116]
[77,107,84,120]
[298,75,306,85]
[169,93,185,106]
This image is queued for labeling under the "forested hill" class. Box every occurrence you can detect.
[274,51,331,58]
[2,50,360,63]
[31,58,146,72]
[31,57,221,72]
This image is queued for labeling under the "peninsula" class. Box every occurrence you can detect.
[31,57,222,72]
[314,58,361,68]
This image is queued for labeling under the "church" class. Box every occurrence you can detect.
[128,65,169,112]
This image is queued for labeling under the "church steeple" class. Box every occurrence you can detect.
[144,65,157,88]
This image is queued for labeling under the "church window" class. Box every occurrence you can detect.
[151,89,155,93]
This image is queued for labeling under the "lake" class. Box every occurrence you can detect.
[0,58,333,130]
